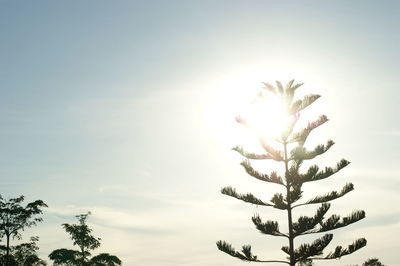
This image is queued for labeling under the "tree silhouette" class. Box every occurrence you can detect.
[0,236,47,266]
[362,258,385,266]
[348,258,386,266]
[217,80,366,265]
[48,248,80,265]
[62,213,101,263]
[0,195,47,266]
[49,212,121,266]
[89,254,121,266]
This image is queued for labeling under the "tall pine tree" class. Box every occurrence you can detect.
[217,80,366,265]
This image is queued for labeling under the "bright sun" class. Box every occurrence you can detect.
[237,90,292,142]
[208,68,298,153]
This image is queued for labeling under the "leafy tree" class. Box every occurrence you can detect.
[216,80,366,265]
[362,258,385,266]
[49,212,121,266]
[0,236,47,266]
[0,195,47,266]
[62,213,101,263]
[48,249,81,266]
[348,258,386,266]
[89,253,121,266]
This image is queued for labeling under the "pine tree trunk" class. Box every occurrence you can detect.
[80,246,87,266]
[287,205,296,266]
[284,142,296,266]
[6,233,10,266]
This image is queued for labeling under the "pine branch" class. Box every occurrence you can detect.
[276,81,284,94]
[289,115,329,145]
[290,140,335,161]
[216,241,290,264]
[216,241,258,261]
[252,214,287,237]
[292,234,334,262]
[270,193,288,210]
[303,210,366,235]
[285,79,295,92]
[282,80,303,104]
[262,82,279,95]
[280,113,300,142]
[232,142,283,162]
[240,160,284,185]
[286,186,303,204]
[221,187,274,207]
[317,210,366,233]
[289,82,304,92]
[311,238,367,260]
[260,141,284,161]
[292,203,330,237]
[221,187,289,210]
[232,146,274,160]
[289,94,321,114]
[286,159,303,185]
[262,80,303,99]
[300,159,350,183]
[283,80,304,105]
[294,183,354,208]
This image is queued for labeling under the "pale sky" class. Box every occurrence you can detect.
[0,1,399,265]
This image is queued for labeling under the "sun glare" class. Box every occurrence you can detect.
[238,90,292,142]
[209,68,299,153]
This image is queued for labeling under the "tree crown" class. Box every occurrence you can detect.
[0,195,47,240]
[62,212,101,257]
[217,80,366,265]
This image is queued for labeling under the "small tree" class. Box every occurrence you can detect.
[49,212,121,266]
[0,236,47,266]
[62,213,101,263]
[217,80,366,265]
[48,248,81,266]
[348,258,386,266]
[90,253,121,266]
[362,258,385,266]
[0,195,47,266]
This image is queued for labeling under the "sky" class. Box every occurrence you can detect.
[0,0,399,265]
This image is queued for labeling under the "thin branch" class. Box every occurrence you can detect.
[255,260,290,264]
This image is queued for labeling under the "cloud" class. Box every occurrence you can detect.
[97,170,152,193]
[47,205,173,235]
[375,130,400,137]
[361,212,400,228]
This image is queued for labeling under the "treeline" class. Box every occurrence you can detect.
[0,195,121,266]
[0,194,385,265]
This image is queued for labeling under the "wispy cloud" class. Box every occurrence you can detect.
[97,170,152,193]
[47,205,173,235]
[374,130,400,137]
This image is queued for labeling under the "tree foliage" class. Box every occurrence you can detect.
[0,236,47,266]
[217,80,366,265]
[362,258,386,266]
[49,248,81,266]
[89,253,121,266]
[49,212,121,266]
[62,213,101,262]
[0,195,47,266]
